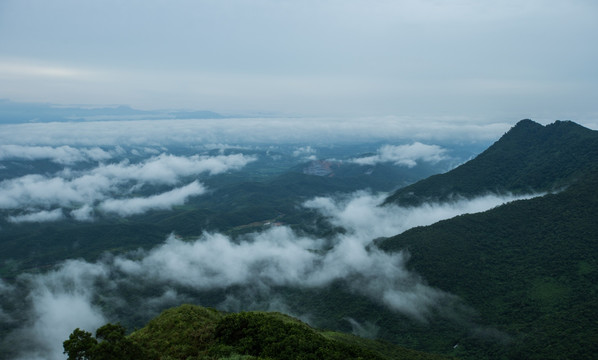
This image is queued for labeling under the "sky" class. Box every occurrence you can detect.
[1,0,597,121]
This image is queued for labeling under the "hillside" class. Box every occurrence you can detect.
[384,119,598,206]
[379,145,598,357]
[64,304,457,360]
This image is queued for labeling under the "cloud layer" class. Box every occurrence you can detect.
[0,153,256,221]
[7,208,64,223]
[350,142,448,167]
[0,190,540,359]
[0,118,512,147]
[0,145,112,164]
[98,181,205,216]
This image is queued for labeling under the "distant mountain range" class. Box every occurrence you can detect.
[0,99,223,123]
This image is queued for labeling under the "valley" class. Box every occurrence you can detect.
[1,118,597,360]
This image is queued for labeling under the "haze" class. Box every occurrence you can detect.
[1,0,597,122]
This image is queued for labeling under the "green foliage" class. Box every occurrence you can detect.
[129,304,222,359]
[109,305,455,360]
[379,171,598,359]
[63,328,97,360]
[63,323,146,360]
[213,311,378,360]
[385,120,598,206]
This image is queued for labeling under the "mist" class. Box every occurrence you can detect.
[0,145,112,164]
[0,152,256,221]
[349,143,448,167]
[0,190,540,360]
[0,117,511,147]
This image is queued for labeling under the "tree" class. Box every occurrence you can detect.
[63,328,97,360]
[63,323,147,360]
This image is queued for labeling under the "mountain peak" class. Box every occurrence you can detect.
[384,119,598,206]
[506,119,588,137]
[514,118,540,127]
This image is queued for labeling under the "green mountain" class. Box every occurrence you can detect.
[64,304,456,360]
[384,119,598,206]
[378,120,598,359]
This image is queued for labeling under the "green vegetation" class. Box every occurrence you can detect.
[380,169,598,359]
[375,120,598,358]
[11,119,598,359]
[385,119,598,205]
[65,304,456,360]
[64,323,145,360]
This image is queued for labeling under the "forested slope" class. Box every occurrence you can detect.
[385,119,598,206]
[64,304,457,360]
[380,160,598,359]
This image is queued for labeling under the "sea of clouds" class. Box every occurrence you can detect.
[0,152,256,222]
[0,117,511,146]
[0,189,538,360]
[0,117,530,359]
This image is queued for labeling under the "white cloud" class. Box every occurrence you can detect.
[99,181,205,216]
[9,260,108,360]
[0,153,254,220]
[7,208,65,223]
[292,146,316,157]
[350,142,448,167]
[0,145,112,164]
[2,190,540,358]
[0,118,512,147]
[0,174,96,209]
[0,61,90,79]
[70,204,94,222]
[92,153,256,185]
[112,191,539,307]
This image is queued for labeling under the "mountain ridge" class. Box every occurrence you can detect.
[377,119,598,359]
[384,119,598,206]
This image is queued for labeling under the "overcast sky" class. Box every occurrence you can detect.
[0,0,597,121]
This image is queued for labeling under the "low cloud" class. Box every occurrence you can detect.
[292,146,316,159]
[0,190,539,359]
[7,208,64,223]
[2,261,108,360]
[0,145,111,164]
[99,181,205,216]
[70,204,94,222]
[0,174,96,209]
[345,318,379,339]
[349,142,448,167]
[0,153,255,221]
[0,118,511,147]
[92,153,255,185]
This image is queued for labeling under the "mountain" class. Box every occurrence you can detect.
[378,120,598,359]
[12,118,598,359]
[0,99,223,123]
[64,304,456,360]
[384,119,598,206]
